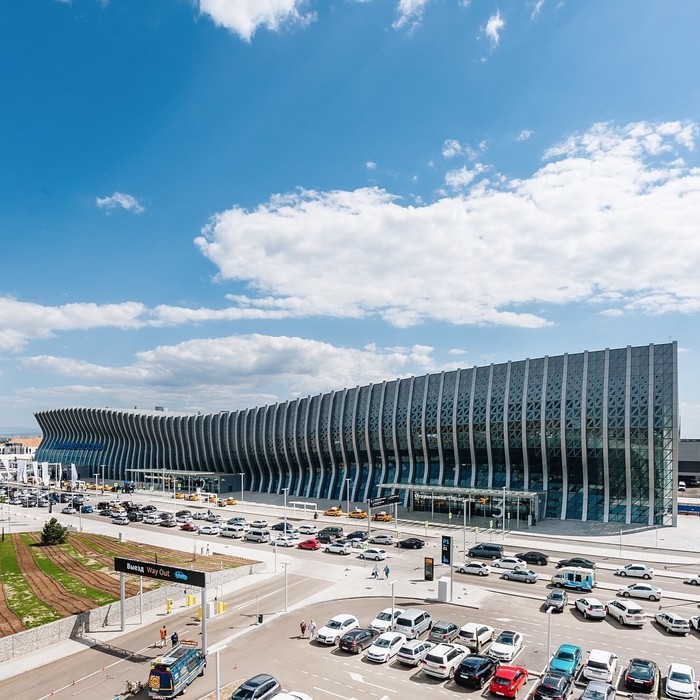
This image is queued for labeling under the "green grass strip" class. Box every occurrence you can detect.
[21,534,116,606]
[0,537,62,628]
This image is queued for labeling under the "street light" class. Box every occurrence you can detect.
[389,579,396,630]
[345,478,351,519]
[546,605,554,666]
[238,473,245,504]
[208,642,228,700]
[282,487,289,530]
[502,486,507,536]
[100,464,105,492]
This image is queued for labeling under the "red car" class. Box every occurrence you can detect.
[298,537,321,550]
[489,666,528,698]
[180,521,199,532]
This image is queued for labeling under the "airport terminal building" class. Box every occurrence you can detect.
[34,342,678,526]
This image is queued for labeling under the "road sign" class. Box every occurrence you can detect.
[441,535,452,565]
[114,557,206,588]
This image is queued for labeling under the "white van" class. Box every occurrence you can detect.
[583,649,618,682]
[244,528,271,543]
[394,608,433,639]
[678,481,686,492]
[220,524,245,538]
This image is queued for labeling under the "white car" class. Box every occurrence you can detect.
[684,574,700,586]
[365,631,406,663]
[324,541,352,555]
[488,630,523,661]
[199,524,221,535]
[655,612,690,635]
[619,583,663,601]
[456,561,491,576]
[605,599,646,626]
[690,615,700,632]
[270,535,296,547]
[359,548,386,561]
[575,597,606,619]
[666,663,696,700]
[396,639,434,666]
[492,556,526,570]
[368,534,395,546]
[176,513,192,523]
[457,622,495,650]
[615,563,654,579]
[370,607,405,633]
[421,642,469,679]
[144,514,161,524]
[297,524,318,535]
[250,519,268,528]
[192,511,209,520]
[316,614,360,645]
[111,515,129,525]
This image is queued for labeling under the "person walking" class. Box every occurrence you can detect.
[308,619,316,639]
[384,564,391,579]
[171,631,179,647]
[159,625,167,648]
[300,619,307,638]
[372,564,379,579]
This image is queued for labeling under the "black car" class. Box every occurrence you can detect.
[127,511,144,522]
[98,508,112,517]
[519,551,550,566]
[97,501,111,510]
[271,522,296,532]
[318,532,338,544]
[339,627,378,654]
[347,530,368,541]
[396,537,425,549]
[454,654,499,688]
[556,557,596,569]
[624,658,658,692]
[534,672,575,700]
[142,504,157,513]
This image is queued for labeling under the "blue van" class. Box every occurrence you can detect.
[147,641,206,698]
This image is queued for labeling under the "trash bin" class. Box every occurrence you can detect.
[257,613,263,624]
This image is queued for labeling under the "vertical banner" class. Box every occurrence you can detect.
[41,462,50,486]
[17,459,28,483]
[70,463,78,486]
[441,535,452,565]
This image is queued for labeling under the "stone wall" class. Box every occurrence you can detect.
[0,561,264,663]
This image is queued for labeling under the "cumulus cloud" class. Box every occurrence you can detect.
[195,120,700,327]
[484,10,505,46]
[393,0,431,31]
[198,0,315,42]
[366,161,377,170]
[444,164,486,189]
[531,0,545,19]
[96,191,145,214]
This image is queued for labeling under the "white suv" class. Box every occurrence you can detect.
[655,612,690,635]
[324,541,352,555]
[421,643,469,679]
[370,607,405,633]
[583,649,618,682]
[605,599,646,626]
[457,622,495,651]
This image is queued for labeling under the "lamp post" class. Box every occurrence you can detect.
[282,487,289,530]
[208,643,228,700]
[502,486,507,535]
[93,473,99,490]
[345,478,351,519]
[238,473,244,504]
[389,580,396,630]
[546,605,553,666]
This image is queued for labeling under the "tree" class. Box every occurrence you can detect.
[41,517,69,545]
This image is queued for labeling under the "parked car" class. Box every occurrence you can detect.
[489,631,523,662]
[574,597,606,619]
[580,680,616,700]
[339,628,377,654]
[159,518,178,528]
[230,673,281,700]
[297,524,317,535]
[271,522,296,531]
[690,615,700,632]
[582,649,618,683]
[61,506,77,514]
[80,505,94,513]
[365,631,406,663]
[683,574,700,586]
[493,556,526,570]
[368,534,394,545]
[396,537,425,549]
[624,658,658,692]
[502,568,538,584]
[347,530,368,541]
[468,543,504,560]
[349,508,368,519]
[270,535,296,547]
[545,590,568,612]
[144,514,161,524]
[428,620,460,644]
[359,548,386,561]
[316,614,360,645]
[199,524,221,535]
[615,563,654,579]
[533,671,573,700]
[396,639,434,666]
[458,622,495,651]
[618,583,663,601]
[127,511,144,522]
[325,541,352,555]
[370,607,405,633]
[655,612,690,635]
[489,665,528,698]
[605,599,647,626]
[373,511,393,522]
[111,514,129,525]
[323,507,343,517]
[297,538,321,550]
[249,519,268,528]
[666,663,696,700]
[518,551,549,566]
[549,644,582,676]
[192,511,208,520]
[455,654,499,688]
[180,521,199,532]
[556,557,596,569]
[456,561,491,576]
[421,642,469,679]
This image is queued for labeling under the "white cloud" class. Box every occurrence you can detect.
[393,0,431,31]
[531,0,545,19]
[442,139,463,158]
[199,0,315,42]
[96,191,145,214]
[366,161,377,170]
[444,164,486,189]
[195,120,700,327]
[517,129,533,141]
[484,10,505,46]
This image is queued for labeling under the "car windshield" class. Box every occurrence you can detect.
[496,632,516,645]
[538,684,561,695]
[231,689,255,700]
[669,672,692,683]
[550,593,565,601]
[493,677,509,686]
[557,651,574,661]
[376,612,392,621]
[375,637,393,648]
[629,663,653,678]
[434,625,450,633]
[587,661,608,670]
[583,689,608,700]
[326,620,343,629]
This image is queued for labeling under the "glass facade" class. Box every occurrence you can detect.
[34,342,678,525]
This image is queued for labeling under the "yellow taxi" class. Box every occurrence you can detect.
[323,506,344,517]
[349,508,368,519]
[373,511,393,522]
[225,497,238,506]
[174,492,185,499]
[187,493,200,501]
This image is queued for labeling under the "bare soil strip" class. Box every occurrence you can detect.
[0,577,26,636]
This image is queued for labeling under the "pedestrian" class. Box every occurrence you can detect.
[300,619,307,638]
[171,631,179,647]
[159,625,167,648]
[372,564,379,579]
[384,565,390,579]
[308,619,316,639]
[206,544,210,555]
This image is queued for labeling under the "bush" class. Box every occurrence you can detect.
[41,518,69,545]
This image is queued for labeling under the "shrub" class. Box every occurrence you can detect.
[41,518,69,545]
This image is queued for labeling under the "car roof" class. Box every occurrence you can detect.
[557,644,581,653]
[328,613,356,622]
[496,665,526,677]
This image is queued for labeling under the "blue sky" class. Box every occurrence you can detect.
[1,0,700,435]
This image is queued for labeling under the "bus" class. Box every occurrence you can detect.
[147,640,206,698]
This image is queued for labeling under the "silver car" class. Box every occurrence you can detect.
[502,568,538,583]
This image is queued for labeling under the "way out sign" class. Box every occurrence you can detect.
[114,557,206,588]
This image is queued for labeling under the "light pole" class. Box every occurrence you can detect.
[463,500,467,560]
[93,473,99,491]
[208,643,228,700]
[389,580,396,630]
[100,464,105,492]
[502,486,507,535]
[546,605,553,665]
[345,478,351,519]
[282,487,289,530]
[238,473,244,504]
